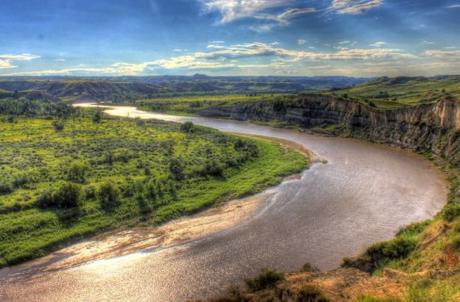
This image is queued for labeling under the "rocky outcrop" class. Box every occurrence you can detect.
[197,94,460,165]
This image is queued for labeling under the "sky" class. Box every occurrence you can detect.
[0,0,459,77]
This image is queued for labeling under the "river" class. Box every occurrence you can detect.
[0,104,447,301]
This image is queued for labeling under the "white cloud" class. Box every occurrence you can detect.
[298,39,307,45]
[447,4,460,8]
[370,41,386,48]
[144,43,416,72]
[200,0,315,31]
[201,0,293,23]
[423,49,460,59]
[331,0,383,14]
[4,43,422,76]
[0,53,40,69]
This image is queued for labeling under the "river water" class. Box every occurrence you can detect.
[0,104,447,301]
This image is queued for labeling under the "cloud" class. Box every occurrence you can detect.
[298,39,307,45]
[200,0,315,31]
[4,43,419,76]
[370,41,386,48]
[0,53,40,69]
[201,0,292,23]
[145,43,416,72]
[330,0,383,14]
[447,4,460,8]
[423,49,460,59]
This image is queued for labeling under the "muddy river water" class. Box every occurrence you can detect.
[0,104,448,301]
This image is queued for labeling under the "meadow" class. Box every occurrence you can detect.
[0,112,307,267]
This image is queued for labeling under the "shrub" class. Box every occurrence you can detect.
[245,269,284,292]
[12,173,32,188]
[92,109,103,123]
[452,238,460,251]
[342,237,417,272]
[0,182,12,195]
[98,182,120,210]
[200,160,225,178]
[135,117,145,127]
[180,121,194,133]
[6,115,16,123]
[297,285,329,302]
[52,119,65,131]
[302,262,319,273]
[84,185,96,199]
[36,182,82,209]
[66,161,88,183]
[169,158,184,180]
[444,203,460,221]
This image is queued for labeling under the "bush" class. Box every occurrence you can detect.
[302,262,320,273]
[297,285,329,302]
[36,182,82,209]
[0,182,13,195]
[169,158,184,180]
[342,237,417,272]
[92,110,103,123]
[52,119,65,131]
[66,161,88,183]
[135,117,145,127]
[98,182,120,210]
[180,121,194,133]
[84,185,96,199]
[200,160,225,178]
[245,269,284,292]
[444,203,460,221]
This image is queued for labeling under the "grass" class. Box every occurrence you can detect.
[137,94,291,115]
[0,114,308,267]
[327,76,460,109]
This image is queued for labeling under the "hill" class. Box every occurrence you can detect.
[0,76,368,102]
[328,75,460,109]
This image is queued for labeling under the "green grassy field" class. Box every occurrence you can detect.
[137,94,290,115]
[328,76,460,109]
[0,115,307,267]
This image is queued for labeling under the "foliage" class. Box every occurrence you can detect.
[92,109,103,123]
[97,182,120,210]
[66,161,88,183]
[342,237,417,272]
[245,269,285,292]
[0,116,307,266]
[327,76,460,109]
[52,119,65,131]
[297,285,329,302]
[36,182,81,209]
[180,121,195,133]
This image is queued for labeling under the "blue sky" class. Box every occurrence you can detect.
[0,0,459,77]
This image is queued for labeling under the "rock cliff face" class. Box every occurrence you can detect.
[197,94,460,165]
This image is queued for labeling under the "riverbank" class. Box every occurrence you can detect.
[0,114,308,268]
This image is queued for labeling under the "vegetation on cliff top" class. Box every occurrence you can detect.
[0,109,307,267]
[328,76,460,109]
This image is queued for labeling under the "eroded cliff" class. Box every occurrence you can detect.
[197,94,460,165]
